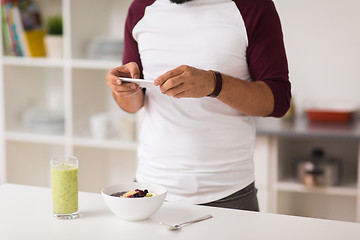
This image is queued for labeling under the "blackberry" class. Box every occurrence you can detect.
[110,191,127,197]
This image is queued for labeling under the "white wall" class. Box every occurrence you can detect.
[108,0,134,38]
[273,0,360,114]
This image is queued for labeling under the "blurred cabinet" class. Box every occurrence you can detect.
[254,117,360,223]
[0,0,136,192]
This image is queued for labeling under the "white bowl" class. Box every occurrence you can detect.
[101,182,167,221]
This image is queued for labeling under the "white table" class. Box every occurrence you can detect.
[1,184,360,240]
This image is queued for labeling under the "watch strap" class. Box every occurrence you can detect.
[207,70,222,98]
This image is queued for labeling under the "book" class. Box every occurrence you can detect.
[19,0,46,57]
[1,0,13,55]
[11,5,29,56]
[3,1,19,56]
[1,0,45,57]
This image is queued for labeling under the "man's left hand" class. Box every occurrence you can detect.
[154,65,214,98]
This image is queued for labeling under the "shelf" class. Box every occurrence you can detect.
[5,132,138,151]
[71,59,121,70]
[2,56,65,67]
[6,131,65,145]
[276,179,358,197]
[5,126,138,148]
[256,117,360,140]
[72,137,138,151]
[2,56,121,70]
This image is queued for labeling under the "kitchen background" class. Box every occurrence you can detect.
[0,0,359,223]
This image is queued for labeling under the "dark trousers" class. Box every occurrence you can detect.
[200,182,259,211]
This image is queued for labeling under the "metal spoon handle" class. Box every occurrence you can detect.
[175,214,213,228]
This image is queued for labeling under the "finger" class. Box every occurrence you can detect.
[160,75,185,94]
[123,62,140,79]
[155,66,184,86]
[106,70,121,85]
[111,62,139,77]
[162,82,187,97]
[107,62,140,85]
[173,89,191,98]
[113,88,142,98]
[113,83,140,92]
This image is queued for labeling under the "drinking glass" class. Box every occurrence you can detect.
[51,156,79,219]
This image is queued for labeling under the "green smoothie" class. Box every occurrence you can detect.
[51,164,78,215]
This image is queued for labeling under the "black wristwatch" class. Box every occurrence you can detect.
[207,70,223,98]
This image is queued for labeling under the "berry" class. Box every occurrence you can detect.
[111,189,153,198]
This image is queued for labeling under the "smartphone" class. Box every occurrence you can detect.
[119,77,155,88]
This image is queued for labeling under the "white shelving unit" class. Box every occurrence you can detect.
[0,0,136,193]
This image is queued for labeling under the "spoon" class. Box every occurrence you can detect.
[160,214,213,231]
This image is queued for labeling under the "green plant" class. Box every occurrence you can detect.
[46,16,63,35]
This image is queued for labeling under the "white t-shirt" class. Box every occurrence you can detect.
[123,0,290,204]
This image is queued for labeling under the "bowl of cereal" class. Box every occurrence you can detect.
[101,182,167,221]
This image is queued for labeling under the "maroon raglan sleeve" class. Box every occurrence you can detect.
[122,0,155,79]
[234,0,291,117]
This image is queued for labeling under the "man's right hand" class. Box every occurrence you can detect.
[106,62,142,98]
[106,62,145,113]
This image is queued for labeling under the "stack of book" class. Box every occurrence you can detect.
[1,0,46,57]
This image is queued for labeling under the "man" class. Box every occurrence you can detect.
[106,0,291,211]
